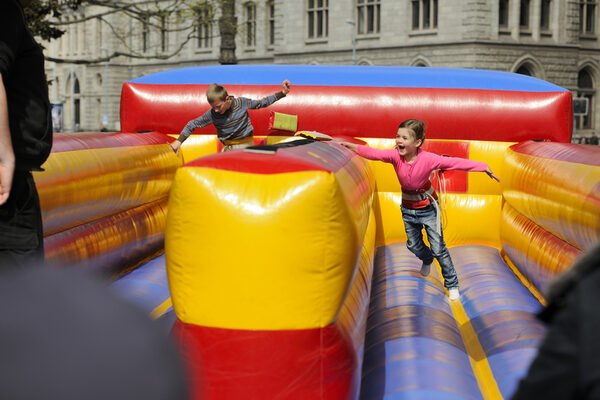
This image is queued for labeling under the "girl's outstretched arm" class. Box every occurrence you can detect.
[485,167,500,182]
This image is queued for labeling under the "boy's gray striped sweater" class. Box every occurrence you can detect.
[177,91,286,143]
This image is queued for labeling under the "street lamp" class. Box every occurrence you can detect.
[346,19,356,65]
[101,47,109,131]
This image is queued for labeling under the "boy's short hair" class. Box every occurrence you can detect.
[206,83,228,103]
[399,119,426,144]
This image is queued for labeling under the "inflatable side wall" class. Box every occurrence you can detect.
[36,132,181,275]
[500,141,600,294]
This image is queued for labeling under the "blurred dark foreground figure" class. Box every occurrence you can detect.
[512,243,600,399]
[0,265,188,400]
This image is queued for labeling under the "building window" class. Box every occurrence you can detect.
[142,16,149,53]
[520,0,531,29]
[196,3,213,49]
[580,0,597,34]
[95,17,102,53]
[499,0,509,27]
[307,0,328,39]
[577,68,595,129]
[160,15,168,53]
[74,78,81,130]
[267,1,275,46]
[357,0,380,35]
[516,65,533,76]
[411,0,438,31]
[245,2,256,47]
[540,0,552,30]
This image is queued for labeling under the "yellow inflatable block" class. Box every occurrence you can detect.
[166,161,372,330]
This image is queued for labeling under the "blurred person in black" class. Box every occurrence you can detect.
[0,264,188,400]
[512,243,600,399]
[0,0,53,269]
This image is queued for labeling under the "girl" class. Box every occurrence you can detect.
[340,119,499,300]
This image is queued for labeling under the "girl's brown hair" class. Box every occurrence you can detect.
[399,119,426,145]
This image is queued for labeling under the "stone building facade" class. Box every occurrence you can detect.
[44,0,600,142]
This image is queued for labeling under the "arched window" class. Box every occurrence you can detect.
[577,68,595,129]
[516,65,533,76]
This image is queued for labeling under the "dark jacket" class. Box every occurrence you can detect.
[512,244,600,399]
[0,0,52,171]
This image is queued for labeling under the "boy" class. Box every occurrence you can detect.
[170,80,291,153]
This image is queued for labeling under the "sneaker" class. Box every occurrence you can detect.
[420,263,431,277]
[448,287,460,300]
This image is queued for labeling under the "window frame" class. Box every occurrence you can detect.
[499,0,509,28]
[519,0,531,30]
[307,0,329,41]
[580,0,597,35]
[577,68,596,130]
[196,2,213,50]
[410,0,438,32]
[142,16,149,53]
[244,2,257,48]
[540,0,552,32]
[160,15,168,53]
[356,0,381,36]
[267,1,275,47]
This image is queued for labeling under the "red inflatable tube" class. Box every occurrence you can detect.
[120,83,572,143]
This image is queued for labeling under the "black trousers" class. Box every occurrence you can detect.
[0,171,44,270]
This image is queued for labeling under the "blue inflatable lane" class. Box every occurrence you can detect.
[361,243,483,400]
[110,254,175,334]
[451,245,546,399]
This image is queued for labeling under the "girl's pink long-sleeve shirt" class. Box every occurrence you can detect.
[356,145,488,191]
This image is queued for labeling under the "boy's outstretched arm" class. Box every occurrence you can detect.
[485,166,500,182]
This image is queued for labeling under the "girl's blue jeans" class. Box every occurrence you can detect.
[401,203,459,289]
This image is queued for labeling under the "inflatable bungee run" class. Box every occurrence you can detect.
[38,65,600,400]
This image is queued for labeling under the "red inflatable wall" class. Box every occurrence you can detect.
[120,83,572,142]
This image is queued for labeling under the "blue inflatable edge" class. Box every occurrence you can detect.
[128,65,567,92]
